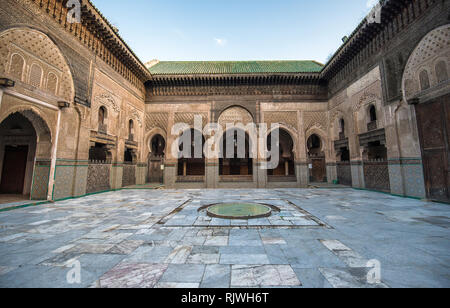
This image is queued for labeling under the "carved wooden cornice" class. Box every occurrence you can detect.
[29,0,152,86]
[149,74,327,97]
[321,0,434,81]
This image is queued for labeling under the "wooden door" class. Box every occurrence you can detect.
[0,146,29,194]
[415,94,450,203]
[311,158,326,183]
[148,157,163,183]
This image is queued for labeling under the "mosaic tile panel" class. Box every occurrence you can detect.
[337,162,352,186]
[363,161,390,192]
[122,165,136,187]
[30,162,50,200]
[86,163,111,194]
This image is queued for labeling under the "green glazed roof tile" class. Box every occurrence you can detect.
[148,60,324,75]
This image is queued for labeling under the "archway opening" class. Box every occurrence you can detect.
[267,128,295,177]
[219,128,253,176]
[178,129,205,176]
[307,134,326,183]
[148,134,166,183]
[0,111,51,201]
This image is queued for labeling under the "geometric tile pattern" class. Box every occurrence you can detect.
[0,189,449,288]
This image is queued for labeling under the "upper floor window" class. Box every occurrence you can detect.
[98,107,106,125]
[369,105,377,122]
[128,119,134,140]
[339,118,345,139]
[98,106,107,134]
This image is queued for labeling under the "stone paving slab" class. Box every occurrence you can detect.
[0,188,449,288]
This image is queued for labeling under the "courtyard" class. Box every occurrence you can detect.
[0,188,449,288]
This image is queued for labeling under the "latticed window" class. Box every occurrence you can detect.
[29,64,42,88]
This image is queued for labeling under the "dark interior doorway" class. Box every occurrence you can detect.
[0,145,29,194]
[148,134,165,183]
[219,129,253,176]
[307,134,326,183]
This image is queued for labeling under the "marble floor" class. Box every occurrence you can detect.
[0,188,449,288]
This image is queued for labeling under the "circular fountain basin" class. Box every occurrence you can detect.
[206,202,273,220]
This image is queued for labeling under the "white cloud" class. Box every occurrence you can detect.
[214,38,227,47]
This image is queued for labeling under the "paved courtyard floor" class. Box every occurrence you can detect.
[0,188,449,288]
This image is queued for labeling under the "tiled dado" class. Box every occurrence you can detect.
[53,160,89,201]
[30,159,51,200]
[388,158,426,199]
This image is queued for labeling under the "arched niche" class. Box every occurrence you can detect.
[0,27,75,102]
[402,24,450,101]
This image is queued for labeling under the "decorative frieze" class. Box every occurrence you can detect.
[145,112,169,133]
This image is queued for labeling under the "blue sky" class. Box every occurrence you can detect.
[92,0,377,64]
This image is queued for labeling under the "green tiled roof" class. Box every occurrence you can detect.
[148,61,324,75]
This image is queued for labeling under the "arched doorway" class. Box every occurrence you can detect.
[177,129,205,177]
[219,128,253,176]
[307,134,326,183]
[0,110,52,200]
[267,128,295,178]
[148,134,166,183]
[402,24,450,202]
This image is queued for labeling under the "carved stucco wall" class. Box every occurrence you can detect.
[0,28,74,102]
[327,66,384,160]
[218,106,254,128]
[402,24,450,101]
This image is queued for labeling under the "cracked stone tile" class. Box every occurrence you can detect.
[213,229,230,236]
[98,263,168,288]
[261,237,287,245]
[187,254,220,264]
[159,264,206,283]
[182,236,206,246]
[122,246,173,264]
[197,229,214,237]
[28,220,51,226]
[135,229,155,235]
[0,266,16,276]
[40,252,83,267]
[320,240,352,252]
[204,236,228,246]
[165,246,192,264]
[107,240,144,255]
[231,265,301,287]
[0,233,27,242]
[318,268,379,288]
[220,254,270,265]
[156,282,199,288]
[335,250,369,268]
[67,243,115,254]
[325,215,347,221]
[52,244,76,254]
[200,264,231,288]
